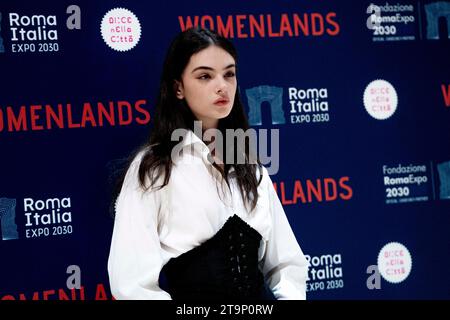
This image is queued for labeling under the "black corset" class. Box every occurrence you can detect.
[160,214,276,301]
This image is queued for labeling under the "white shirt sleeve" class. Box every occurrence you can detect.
[260,169,310,300]
[107,159,172,300]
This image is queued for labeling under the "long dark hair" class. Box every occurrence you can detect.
[111,27,262,215]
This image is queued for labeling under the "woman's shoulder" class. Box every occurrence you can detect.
[129,143,159,166]
[123,143,164,188]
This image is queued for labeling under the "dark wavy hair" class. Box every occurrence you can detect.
[111,27,262,215]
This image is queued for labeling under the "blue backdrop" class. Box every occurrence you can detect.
[0,0,449,300]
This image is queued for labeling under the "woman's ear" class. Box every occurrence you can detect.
[174,80,184,100]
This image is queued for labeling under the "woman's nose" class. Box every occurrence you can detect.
[216,76,227,92]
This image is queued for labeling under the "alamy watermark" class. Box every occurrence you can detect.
[366,264,382,290]
[66,264,81,290]
[170,121,280,175]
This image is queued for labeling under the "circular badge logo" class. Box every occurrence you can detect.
[363,79,398,120]
[377,242,412,284]
[101,8,141,52]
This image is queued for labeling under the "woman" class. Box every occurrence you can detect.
[107,27,309,300]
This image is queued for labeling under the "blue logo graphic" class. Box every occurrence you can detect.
[0,198,19,240]
[0,12,5,53]
[437,161,450,199]
[425,2,450,40]
[245,85,285,126]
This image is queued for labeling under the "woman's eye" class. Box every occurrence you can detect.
[225,72,235,78]
[198,74,211,80]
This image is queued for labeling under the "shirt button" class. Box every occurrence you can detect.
[239,232,244,237]
[229,245,234,251]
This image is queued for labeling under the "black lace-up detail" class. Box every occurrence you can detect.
[161,215,275,301]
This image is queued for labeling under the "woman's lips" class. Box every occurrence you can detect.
[214,100,229,106]
[214,98,229,106]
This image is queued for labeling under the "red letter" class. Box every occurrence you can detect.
[267,14,280,37]
[217,15,234,38]
[19,292,39,300]
[97,102,115,126]
[249,15,265,38]
[30,105,44,130]
[135,100,150,125]
[178,16,199,31]
[324,178,338,201]
[46,104,64,129]
[293,13,309,36]
[95,284,108,300]
[339,176,353,200]
[279,14,293,37]
[201,15,215,31]
[79,286,86,300]
[0,108,3,132]
[118,101,133,125]
[293,180,306,204]
[307,179,323,202]
[81,102,97,127]
[280,181,293,205]
[326,12,340,36]
[236,15,248,38]
[7,106,27,131]
[67,103,81,128]
[442,84,450,107]
[58,289,70,300]
[311,13,324,36]
[43,290,55,300]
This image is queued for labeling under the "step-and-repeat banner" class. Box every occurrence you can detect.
[0,1,449,300]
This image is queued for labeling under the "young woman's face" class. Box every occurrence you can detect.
[176,45,237,130]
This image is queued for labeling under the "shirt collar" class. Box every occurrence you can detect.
[179,129,235,174]
[180,129,207,148]
[179,129,210,158]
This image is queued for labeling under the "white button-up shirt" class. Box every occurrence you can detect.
[108,129,309,300]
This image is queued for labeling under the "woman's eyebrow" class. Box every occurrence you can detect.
[191,64,236,73]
